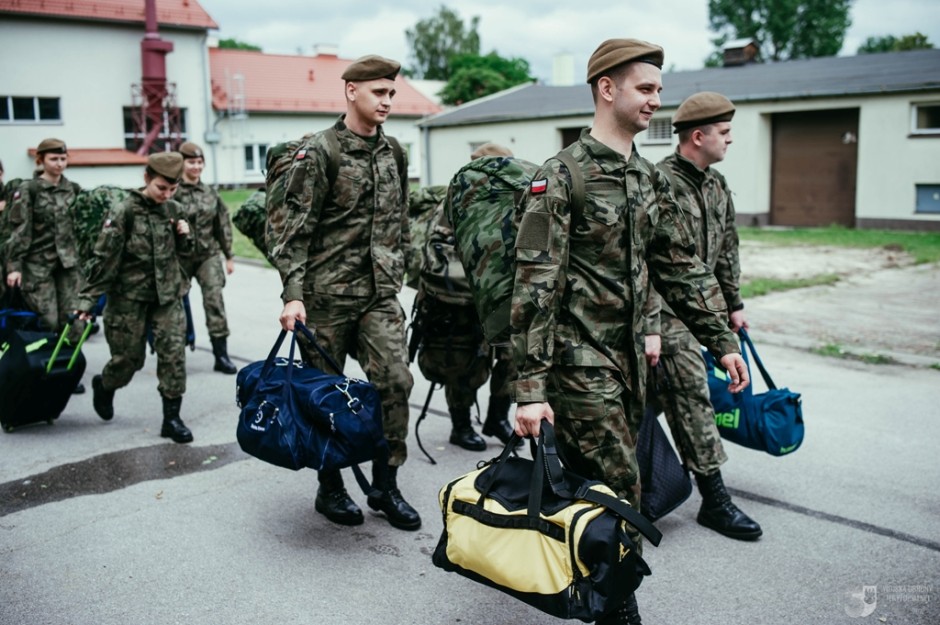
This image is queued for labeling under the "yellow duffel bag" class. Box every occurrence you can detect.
[431,421,662,622]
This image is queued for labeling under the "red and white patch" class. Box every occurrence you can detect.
[103,218,113,228]
[295,149,307,160]
[12,190,20,200]
[530,179,548,194]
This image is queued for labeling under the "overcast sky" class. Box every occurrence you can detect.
[196,0,940,82]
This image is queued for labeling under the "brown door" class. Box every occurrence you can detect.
[771,109,859,227]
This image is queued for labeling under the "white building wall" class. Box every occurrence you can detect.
[0,17,211,188]
[423,92,940,226]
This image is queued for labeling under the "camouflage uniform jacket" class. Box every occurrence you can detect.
[511,130,739,404]
[652,151,743,341]
[76,189,192,310]
[4,175,81,274]
[174,180,233,261]
[274,117,410,302]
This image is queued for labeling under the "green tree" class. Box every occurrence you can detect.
[405,6,480,80]
[858,32,934,54]
[218,38,261,52]
[439,53,534,105]
[707,0,852,62]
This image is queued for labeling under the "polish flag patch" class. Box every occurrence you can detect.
[12,190,20,200]
[530,179,548,194]
[103,218,113,228]
[295,149,307,160]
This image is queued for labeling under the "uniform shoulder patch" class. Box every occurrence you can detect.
[12,190,20,200]
[295,148,307,160]
[530,179,548,194]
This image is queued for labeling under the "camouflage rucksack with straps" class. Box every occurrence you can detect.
[231,187,271,262]
[264,127,408,260]
[72,185,130,266]
[405,184,447,289]
[444,153,584,345]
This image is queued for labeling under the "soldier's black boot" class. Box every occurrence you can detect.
[210,336,237,374]
[367,464,422,531]
[92,374,115,421]
[315,469,364,526]
[160,395,194,444]
[449,408,486,451]
[597,593,642,625]
[481,395,520,448]
[695,470,762,540]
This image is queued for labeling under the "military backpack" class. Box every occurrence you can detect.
[263,127,407,260]
[72,185,130,265]
[232,187,271,262]
[404,184,447,289]
[444,152,584,345]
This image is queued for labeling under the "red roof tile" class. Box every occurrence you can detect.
[209,48,441,117]
[27,148,149,166]
[0,0,218,30]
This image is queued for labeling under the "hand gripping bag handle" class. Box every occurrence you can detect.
[738,328,777,391]
[477,420,661,546]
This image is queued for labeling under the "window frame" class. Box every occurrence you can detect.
[244,143,269,174]
[911,101,940,136]
[642,116,673,145]
[0,95,62,124]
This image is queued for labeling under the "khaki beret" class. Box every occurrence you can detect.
[147,152,183,182]
[470,143,514,160]
[36,138,67,154]
[341,55,401,82]
[586,38,664,83]
[673,92,736,133]
[179,142,204,159]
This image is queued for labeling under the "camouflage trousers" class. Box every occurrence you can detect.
[101,296,187,399]
[181,254,229,338]
[418,301,489,413]
[20,258,84,340]
[650,326,728,476]
[301,292,414,466]
[547,365,645,549]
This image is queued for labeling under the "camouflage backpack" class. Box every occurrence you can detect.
[72,185,130,265]
[445,152,584,345]
[405,184,447,289]
[264,127,407,260]
[231,188,271,262]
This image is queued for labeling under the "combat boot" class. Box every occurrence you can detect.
[597,593,642,625]
[481,395,520,448]
[367,464,422,531]
[449,407,486,451]
[210,336,237,374]
[315,469,364,526]
[160,395,194,444]
[92,374,115,421]
[695,470,762,540]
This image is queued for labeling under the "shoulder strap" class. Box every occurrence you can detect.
[554,150,584,223]
[386,135,409,199]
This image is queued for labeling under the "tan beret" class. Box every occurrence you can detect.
[179,142,204,159]
[36,138,67,154]
[673,92,736,133]
[147,152,184,182]
[586,38,664,83]
[471,143,514,160]
[341,55,401,82]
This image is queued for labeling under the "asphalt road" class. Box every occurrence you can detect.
[1,260,938,625]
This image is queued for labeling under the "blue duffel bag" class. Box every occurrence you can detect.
[702,328,804,456]
[235,322,388,477]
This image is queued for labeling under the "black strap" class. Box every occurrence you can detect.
[553,150,585,226]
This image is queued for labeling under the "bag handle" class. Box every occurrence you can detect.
[738,328,777,391]
[478,420,662,546]
[45,314,96,374]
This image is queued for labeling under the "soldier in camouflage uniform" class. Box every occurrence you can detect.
[510,40,750,625]
[273,55,420,531]
[4,139,86,391]
[645,92,762,540]
[404,184,446,289]
[176,142,237,374]
[75,152,195,444]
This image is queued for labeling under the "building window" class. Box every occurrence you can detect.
[122,107,187,153]
[0,96,61,123]
[912,102,940,135]
[245,144,269,173]
[915,185,940,214]
[642,117,673,144]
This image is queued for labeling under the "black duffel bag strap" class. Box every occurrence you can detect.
[294,320,345,376]
[541,421,663,547]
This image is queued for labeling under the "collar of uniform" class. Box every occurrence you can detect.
[335,114,389,152]
[670,150,709,185]
[578,128,638,176]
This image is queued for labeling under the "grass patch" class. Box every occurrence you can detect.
[220,188,268,263]
[930,363,940,371]
[740,273,841,299]
[738,225,940,264]
[811,342,898,365]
